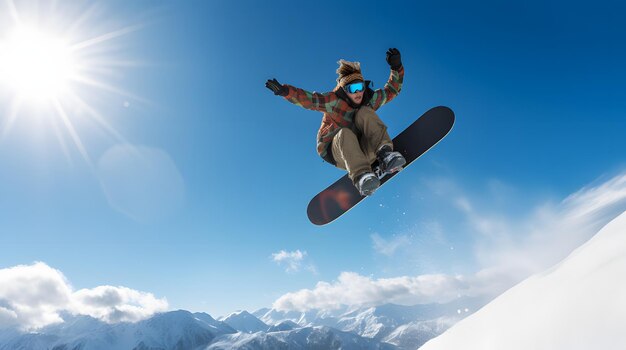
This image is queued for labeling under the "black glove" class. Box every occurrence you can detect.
[265,78,288,96]
[386,48,402,70]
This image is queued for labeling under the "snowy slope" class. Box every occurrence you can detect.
[266,320,299,332]
[193,312,238,334]
[254,307,344,328]
[382,317,457,349]
[335,299,484,340]
[206,326,398,350]
[421,211,626,350]
[218,310,269,333]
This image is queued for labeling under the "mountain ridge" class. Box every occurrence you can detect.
[0,300,484,350]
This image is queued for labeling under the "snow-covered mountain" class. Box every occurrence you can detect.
[253,307,342,328]
[334,299,484,340]
[218,310,269,333]
[421,211,626,350]
[0,310,401,349]
[207,326,397,350]
[0,298,481,350]
[266,320,299,333]
[382,318,457,349]
[0,310,237,350]
[252,297,486,347]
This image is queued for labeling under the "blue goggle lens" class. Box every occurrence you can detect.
[346,82,365,94]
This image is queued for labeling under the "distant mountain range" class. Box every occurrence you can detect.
[0,298,487,350]
[253,297,484,348]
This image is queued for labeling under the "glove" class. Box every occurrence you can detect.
[386,48,402,70]
[265,78,288,96]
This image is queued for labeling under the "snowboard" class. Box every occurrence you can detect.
[307,106,455,226]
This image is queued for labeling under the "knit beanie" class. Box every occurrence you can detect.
[336,59,364,87]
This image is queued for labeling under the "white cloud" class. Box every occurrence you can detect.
[0,262,168,330]
[274,171,626,312]
[467,172,626,283]
[271,250,316,273]
[0,262,72,329]
[0,307,17,326]
[419,172,626,292]
[71,285,168,323]
[273,272,471,312]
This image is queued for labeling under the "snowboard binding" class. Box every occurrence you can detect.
[374,164,404,179]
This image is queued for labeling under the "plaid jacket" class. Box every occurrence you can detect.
[282,66,404,164]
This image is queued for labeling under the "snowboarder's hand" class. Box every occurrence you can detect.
[265,78,288,96]
[386,48,402,70]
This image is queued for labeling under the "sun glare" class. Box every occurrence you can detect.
[0,27,76,101]
[0,1,141,166]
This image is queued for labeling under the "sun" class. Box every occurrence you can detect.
[0,26,76,102]
[0,1,142,166]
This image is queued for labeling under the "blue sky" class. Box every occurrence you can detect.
[0,0,625,322]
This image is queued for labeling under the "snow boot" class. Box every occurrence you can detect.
[356,172,380,196]
[376,145,406,173]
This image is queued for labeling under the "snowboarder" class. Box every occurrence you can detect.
[265,48,405,196]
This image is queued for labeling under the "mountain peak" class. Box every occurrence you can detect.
[219,310,269,333]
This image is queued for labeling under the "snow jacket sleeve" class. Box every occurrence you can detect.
[282,85,339,113]
[368,66,404,110]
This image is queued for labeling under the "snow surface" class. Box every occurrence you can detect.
[420,211,626,350]
[206,326,396,350]
[218,310,269,333]
[382,317,457,349]
[266,320,298,332]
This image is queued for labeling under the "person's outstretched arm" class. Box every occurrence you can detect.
[369,48,404,110]
[265,78,338,112]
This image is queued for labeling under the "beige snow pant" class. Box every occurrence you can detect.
[331,106,393,184]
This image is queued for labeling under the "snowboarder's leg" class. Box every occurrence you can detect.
[332,128,380,196]
[355,107,406,173]
[354,106,393,164]
[331,128,373,183]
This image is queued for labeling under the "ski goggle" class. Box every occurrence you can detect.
[344,81,365,94]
